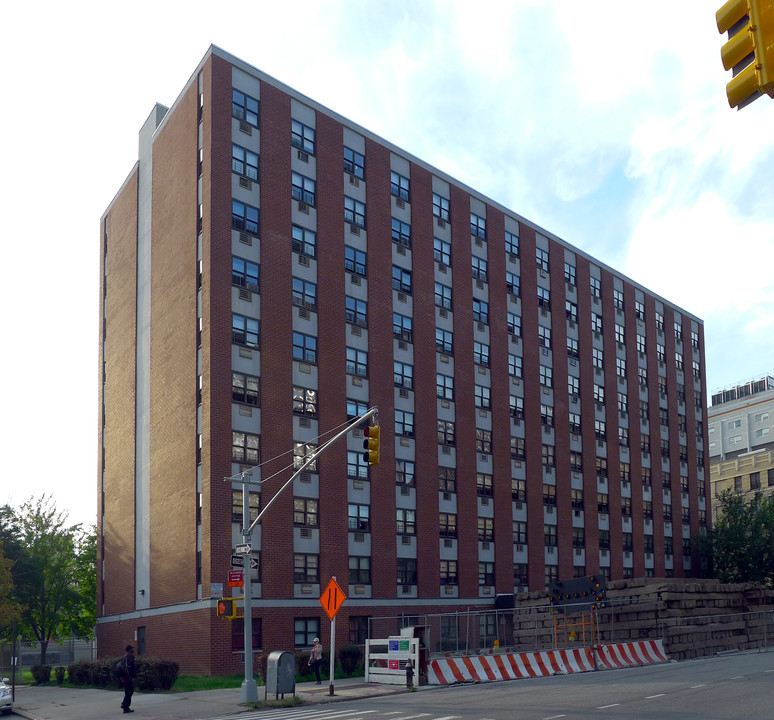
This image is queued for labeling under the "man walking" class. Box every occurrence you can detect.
[118,644,137,713]
[309,638,323,684]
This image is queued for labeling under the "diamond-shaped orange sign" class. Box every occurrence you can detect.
[319,577,346,620]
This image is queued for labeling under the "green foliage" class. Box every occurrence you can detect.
[708,490,774,586]
[31,664,52,684]
[66,657,179,691]
[0,496,96,662]
[55,666,66,684]
[337,644,363,676]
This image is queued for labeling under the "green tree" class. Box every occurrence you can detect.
[0,542,18,638]
[0,496,96,663]
[707,490,774,586]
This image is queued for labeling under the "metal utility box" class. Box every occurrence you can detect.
[265,651,296,699]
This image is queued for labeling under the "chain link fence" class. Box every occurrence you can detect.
[0,637,96,677]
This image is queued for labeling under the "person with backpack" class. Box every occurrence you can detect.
[116,645,137,713]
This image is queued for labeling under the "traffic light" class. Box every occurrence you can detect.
[216,599,236,619]
[717,0,774,108]
[362,425,380,465]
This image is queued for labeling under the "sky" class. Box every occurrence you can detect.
[1,1,772,529]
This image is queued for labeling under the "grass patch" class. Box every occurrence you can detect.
[170,675,250,692]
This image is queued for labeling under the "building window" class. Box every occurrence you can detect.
[478,517,494,542]
[439,512,457,538]
[691,330,700,348]
[508,312,521,337]
[392,266,412,294]
[397,509,416,535]
[599,529,611,549]
[433,193,450,221]
[292,225,316,258]
[505,231,519,256]
[564,262,576,285]
[232,490,260,524]
[512,478,526,501]
[232,200,260,234]
[511,395,524,420]
[675,352,684,371]
[541,404,554,427]
[539,365,552,388]
[617,392,628,413]
[536,247,549,272]
[594,383,604,404]
[345,245,366,276]
[538,326,551,349]
[635,300,645,320]
[655,311,664,331]
[472,255,488,282]
[543,483,557,506]
[513,520,527,544]
[568,376,580,399]
[537,286,551,310]
[436,329,453,355]
[639,366,648,386]
[348,503,370,532]
[615,323,625,344]
[511,437,526,461]
[542,445,555,468]
[294,498,318,527]
[232,431,260,464]
[438,469,464,504]
[440,560,458,586]
[345,196,366,228]
[590,276,601,299]
[294,554,319,583]
[592,347,603,369]
[566,300,578,323]
[396,459,415,485]
[473,299,489,324]
[751,472,761,490]
[293,277,317,311]
[616,357,627,378]
[475,384,491,409]
[476,429,492,454]
[569,412,581,435]
[294,617,319,648]
[391,217,411,247]
[619,427,630,447]
[346,347,368,377]
[395,410,415,437]
[232,372,260,406]
[470,212,486,239]
[435,282,452,310]
[506,271,520,296]
[434,237,451,265]
[293,332,317,363]
[544,525,557,547]
[510,354,523,378]
[438,420,455,447]
[614,288,624,309]
[345,296,367,326]
[393,313,412,342]
[232,256,260,289]
[293,442,317,471]
[636,334,646,354]
[291,119,315,154]
[232,89,259,127]
[391,171,409,201]
[346,399,369,421]
[347,451,368,480]
[232,314,259,347]
[476,473,493,497]
[397,558,417,585]
[479,562,495,586]
[437,373,454,401]
[591,312,603,334]
[291,172,316,206]
[293,386,317,417]
[232,144,259,180]
[394,361,414,390]
[344,146,364,178]
[349,557,371,585]
[474,341,489,367]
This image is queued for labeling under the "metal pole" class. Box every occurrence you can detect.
[329,610,336,696]
[240,475,258,704]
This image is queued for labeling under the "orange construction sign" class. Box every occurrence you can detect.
[319,577,346,620]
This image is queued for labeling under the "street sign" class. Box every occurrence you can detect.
[319,577,346,621]
[211,582,224,598]
[231,555,244,568]
[228,569,244,588]
[235,543,252,556]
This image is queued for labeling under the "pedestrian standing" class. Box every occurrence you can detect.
[309,638,323,684]
[118,644,137,713]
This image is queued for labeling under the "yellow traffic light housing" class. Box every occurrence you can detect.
[717,0,774,107]
[216,597,243,619]
[362,425,380,465]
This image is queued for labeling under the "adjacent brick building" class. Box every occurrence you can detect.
[97,46,710,674]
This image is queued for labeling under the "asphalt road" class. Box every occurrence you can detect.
[220,650,774,720]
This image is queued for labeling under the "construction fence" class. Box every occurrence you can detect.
[0,636,96,678]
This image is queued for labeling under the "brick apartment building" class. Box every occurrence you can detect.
[97,45,710,674]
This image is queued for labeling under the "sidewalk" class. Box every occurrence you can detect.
[11,677,415,719]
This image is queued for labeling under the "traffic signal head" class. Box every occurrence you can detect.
[216,599,235,619]
[717,0,774,108]
[362,425,380,465]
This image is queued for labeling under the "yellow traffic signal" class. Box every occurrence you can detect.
[362,425,380,465]
[717,0,774,107]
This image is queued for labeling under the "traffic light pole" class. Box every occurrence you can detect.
[229,406,378,705]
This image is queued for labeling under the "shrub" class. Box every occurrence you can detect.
[31,665,52,684]
[66,657,179,691]
[54,666,66,684]
[337,645,363,676]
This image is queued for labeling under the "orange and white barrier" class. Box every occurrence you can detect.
[593,640,668,669]
[427,641,667,685]
[428,648,595,685]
